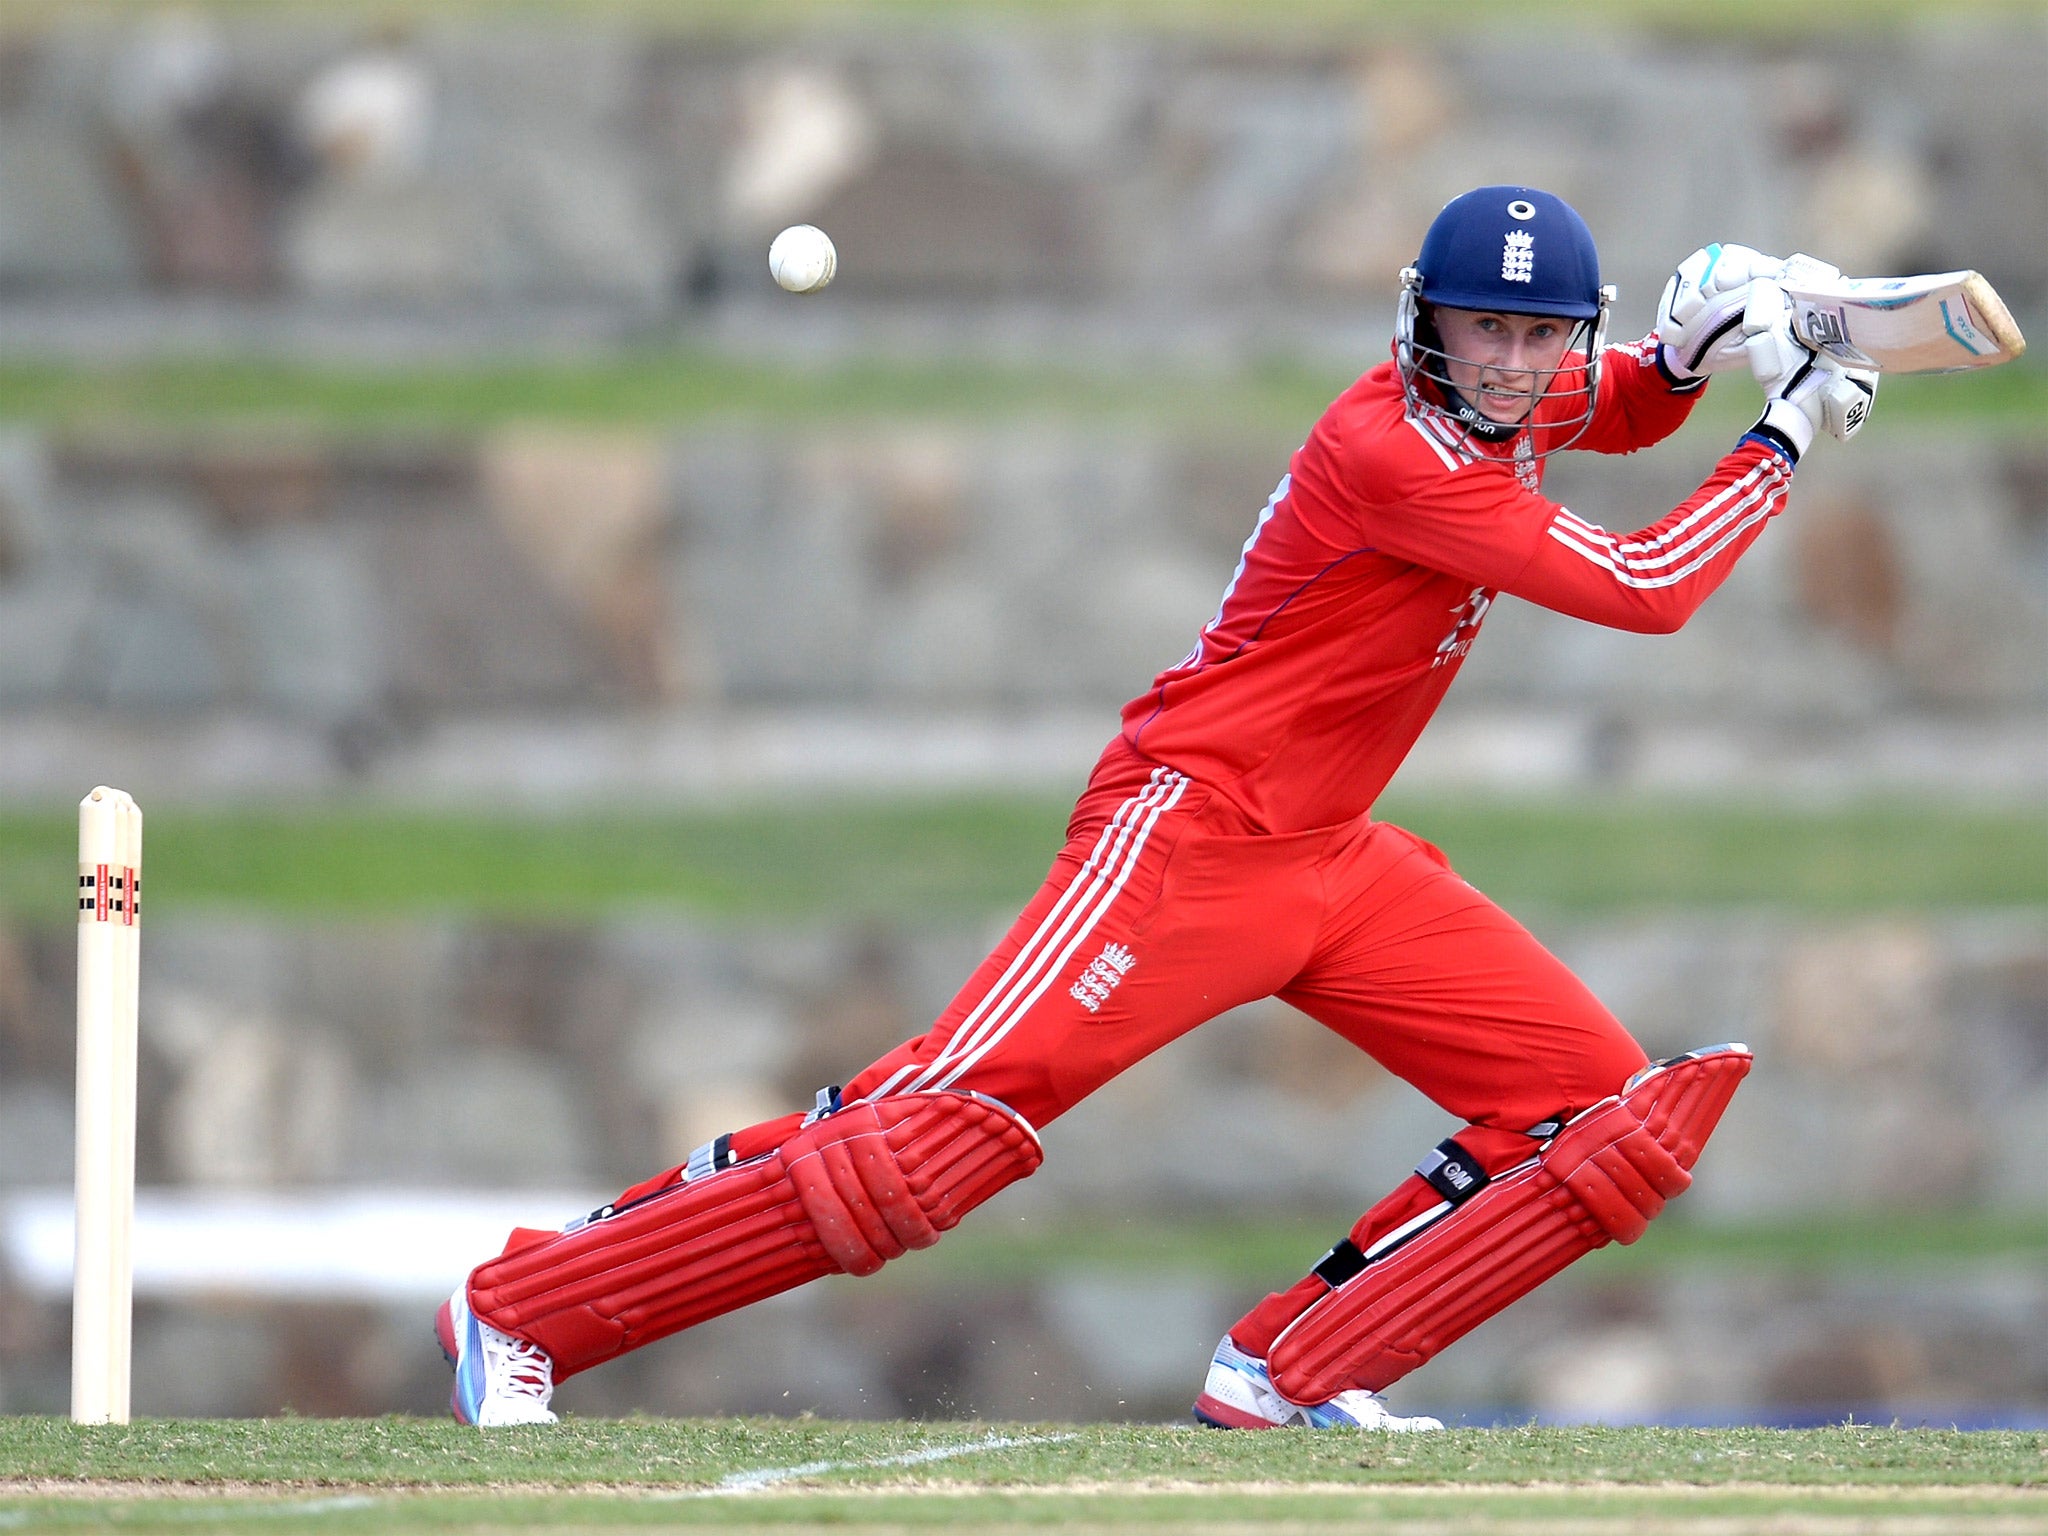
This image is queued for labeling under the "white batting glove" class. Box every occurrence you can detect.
[1656,242,1785,381]
[1742,280,1878,460]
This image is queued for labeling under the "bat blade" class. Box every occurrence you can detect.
[1783,267,2027,374]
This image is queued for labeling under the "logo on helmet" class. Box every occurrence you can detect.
[1502,230,1535,284]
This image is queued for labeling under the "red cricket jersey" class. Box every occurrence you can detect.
[1117,335,1795,834]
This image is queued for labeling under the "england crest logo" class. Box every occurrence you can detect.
[1502,230,1535,283]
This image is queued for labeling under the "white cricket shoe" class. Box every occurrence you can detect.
[434,1284,558,1426]
[1192,1333,1443,1432]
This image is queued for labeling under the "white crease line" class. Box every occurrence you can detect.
[669,1431,1079,1497]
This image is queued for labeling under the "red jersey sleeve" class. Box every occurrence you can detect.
[1571,334,1707,456]
[1350,417,1794,636]
[1497,440,1792,633]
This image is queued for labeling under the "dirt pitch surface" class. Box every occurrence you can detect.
[2,1418,2044,1534]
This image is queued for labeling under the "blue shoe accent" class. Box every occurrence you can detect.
[1193,1333,1443,1432]
[453,1296,488,1425]
[434,1283,557,1427]
[435,1288,487,1425]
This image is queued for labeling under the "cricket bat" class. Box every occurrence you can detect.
[1778,257,2027,374]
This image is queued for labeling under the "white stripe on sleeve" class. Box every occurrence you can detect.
[1546,463,1788,589]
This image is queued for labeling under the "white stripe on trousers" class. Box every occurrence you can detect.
[866,767,1189,1101]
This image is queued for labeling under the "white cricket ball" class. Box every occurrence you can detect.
[768,224,837,294]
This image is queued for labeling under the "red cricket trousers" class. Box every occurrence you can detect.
[670,740,1649,1356]
[579,739,1654,1363]
[849,741,1644,1147]
[838,740,1651,1351]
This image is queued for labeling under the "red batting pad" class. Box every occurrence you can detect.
[467,1091,1042,1379]
[1268,1045,1750,1404]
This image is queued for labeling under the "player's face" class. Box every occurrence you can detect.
[1432,307,1574,425]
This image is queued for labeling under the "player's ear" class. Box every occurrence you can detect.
[1412,303,1448,379]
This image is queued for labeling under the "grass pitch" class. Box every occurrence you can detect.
[3,1418,2047,1534]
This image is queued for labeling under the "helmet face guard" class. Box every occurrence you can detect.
[1395,186,1616,461]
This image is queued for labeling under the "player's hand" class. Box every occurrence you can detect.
[1656,242,1785,380]
[1742,280,1878,459]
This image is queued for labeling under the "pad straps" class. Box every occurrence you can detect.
[1268,1044,1751,1404]
[468,1090,1043,1380]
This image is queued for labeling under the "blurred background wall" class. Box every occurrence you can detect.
[0,2,2043,1427]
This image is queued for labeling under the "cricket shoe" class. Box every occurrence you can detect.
[1192,1334,1443,1432]
[435,1284,558,1426]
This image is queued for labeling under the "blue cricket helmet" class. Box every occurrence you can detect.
[1412,185,1603,319]
[1393,185,1617,460]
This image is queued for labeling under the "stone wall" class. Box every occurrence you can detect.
[4,420,2045,801]
[2,14,2041,356]
[1,905,2044,1421]
[3,11,2044,802]
[2,11,2043,1427]
[6,908,2043,1210]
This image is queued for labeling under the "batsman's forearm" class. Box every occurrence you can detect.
[1498,441,1793,634]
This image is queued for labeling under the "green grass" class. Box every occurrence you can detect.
[2,1415,2044,1488]
[10,1417,2048,1488]
[0,353,2040,437]
[1,795,2042,922]
[2,1420,2046,1535]
[1389,798,2048,914]
[0,354,1342,440]
[0,794,1065,921]
[907,1208,2048,1284]
[3,1488,2045,1535]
